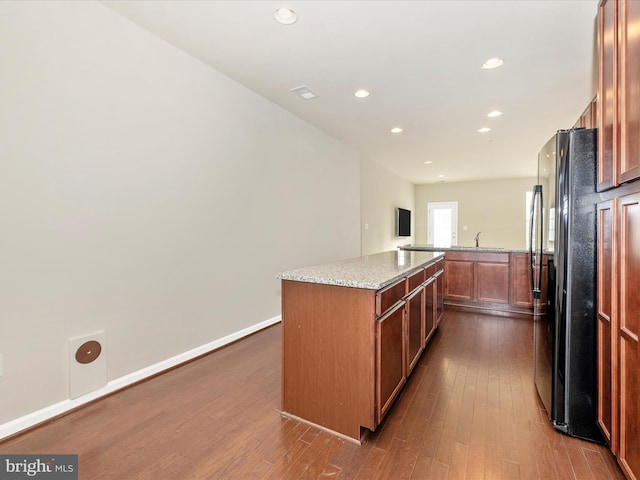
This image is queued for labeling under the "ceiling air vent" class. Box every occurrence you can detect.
[291,85,317,100]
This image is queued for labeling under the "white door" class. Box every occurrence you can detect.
[427,202,458,247]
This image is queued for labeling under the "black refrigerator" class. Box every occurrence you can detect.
[529,127,603,443]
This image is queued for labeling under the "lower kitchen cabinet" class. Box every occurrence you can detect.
[511,253,534,307]
[597,189,640,480]
[597,198,617,451]
[510,253,549,312]
[424,276,437,344]
[618,192,640,479]
[405,286,424,375]
[436,259,444,323]
[438,250,543,315]
[444,257,474,300]
[376,302,406,424]
[444,251,512,311]
[476,260,510,304]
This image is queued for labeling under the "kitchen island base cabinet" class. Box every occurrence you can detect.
[281,281,376,442]
[376,302,406,424]
[279,252,444,443]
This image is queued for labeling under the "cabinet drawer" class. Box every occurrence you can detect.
[425,263,436,278]
[406,268,426,292]
[376,279,406,316]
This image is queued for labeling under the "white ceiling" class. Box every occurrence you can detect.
[102,0,599,185]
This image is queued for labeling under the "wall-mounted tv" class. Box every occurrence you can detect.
[396,208,411,237]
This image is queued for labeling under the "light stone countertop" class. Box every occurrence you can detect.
[399,244,529,254]
[276,250,444,290]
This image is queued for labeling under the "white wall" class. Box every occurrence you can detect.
[0,1,360,428]
[360,158,415,255]
[415,177,537,250]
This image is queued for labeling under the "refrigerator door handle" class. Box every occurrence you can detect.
[536,186,544,299]
[529,185,543,299]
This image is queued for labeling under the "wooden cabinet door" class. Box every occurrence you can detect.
[406,287,424,374]
[476,262,510,304]
[510,253,534,307]
[533,256,549,315]
[597,199,617,451]
[619,0,640,184]
[424,277,437,344]
[598,0,618,191]
[376,302,406,424]
[618,192,640,479]
[436,262,444,324]
[445,260,474,300]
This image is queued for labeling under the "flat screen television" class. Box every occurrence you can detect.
[396,208,411,237]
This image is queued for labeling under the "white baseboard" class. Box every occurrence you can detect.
[0,315,281,441]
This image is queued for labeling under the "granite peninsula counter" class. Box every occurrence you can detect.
[399,244,545,316]
[277,250,445,443]
[398,243,528,254]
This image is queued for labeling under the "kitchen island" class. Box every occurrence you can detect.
[276,250,444,443]
[399,245,545,315]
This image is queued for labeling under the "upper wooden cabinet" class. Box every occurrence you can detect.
[598,0,640,191]
[598,0,617,191]
[618,0,640,184]
[575,97,598,129]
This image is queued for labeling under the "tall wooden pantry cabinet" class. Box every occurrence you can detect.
[597,1,640,479]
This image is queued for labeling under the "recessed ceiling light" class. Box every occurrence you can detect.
[354,89,370,98]
[478,127,491,133]
[482,57,504,69]
[391,127,403,134]
[274,7,297,25]
[487,110,503,118]
[424,161,433,164]
[438,174,445,178]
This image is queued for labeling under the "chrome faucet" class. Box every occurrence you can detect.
[474,232,481,248]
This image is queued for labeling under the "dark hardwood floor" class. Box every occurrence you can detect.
[0,308,625,479]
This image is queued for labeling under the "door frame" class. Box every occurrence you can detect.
[427,201,458,246]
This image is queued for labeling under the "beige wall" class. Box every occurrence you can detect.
[360,158,415,255]
[415,177,537,250]
[0,1,361,428]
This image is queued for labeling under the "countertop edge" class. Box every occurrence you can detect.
[276,251,445,290]
[398,245,529,254]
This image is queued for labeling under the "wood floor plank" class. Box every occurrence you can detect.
[562,436,597,480]
[371,436,406,480]
[430,460,450,478]
[583,447,616,480]
[448,441,469,480]
[465,443,485,479]
[0,309,626,480]
[352,446,386,480]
